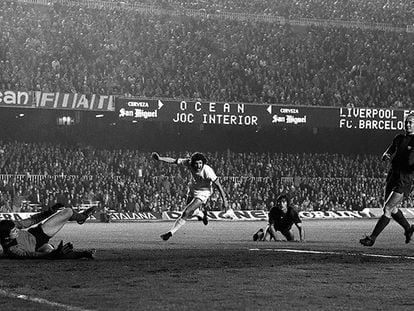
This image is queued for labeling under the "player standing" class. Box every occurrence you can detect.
[360,113,414,246]
[152,151,233,240]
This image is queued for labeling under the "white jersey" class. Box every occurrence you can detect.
[177,158,217,192]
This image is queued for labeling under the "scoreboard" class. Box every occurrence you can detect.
[116,98,410,131]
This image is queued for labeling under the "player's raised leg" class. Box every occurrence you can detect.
[69,206,97,224]
[161,198,204,241]
[41,208,75,237]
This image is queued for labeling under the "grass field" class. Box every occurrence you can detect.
[1,219,414,311]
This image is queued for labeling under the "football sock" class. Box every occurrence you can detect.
[68,211,83,222]
[391,210,410,231]
[170,218,186,235]
[371,215,391,239]
[68,209,89,222]
[29,210,55,224]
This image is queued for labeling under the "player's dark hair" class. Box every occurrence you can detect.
[190,152,207,167]
[0,220,15,239]
[276,194,290,207]
[405,113,414,120]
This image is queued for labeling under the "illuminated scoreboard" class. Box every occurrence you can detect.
[116,97,410,131]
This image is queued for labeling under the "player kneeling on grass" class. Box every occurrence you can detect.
[0,203,96,259]
[152,151,234,241]
[253,194,304,242]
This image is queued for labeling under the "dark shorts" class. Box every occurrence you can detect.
[28,225,51,251]
[385,170,414,198]
[273,226,294,241]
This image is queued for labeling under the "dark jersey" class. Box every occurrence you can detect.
[389,134,414,173]
[1,218,52,259]
[268,206,301,231]
[1,229,40,258]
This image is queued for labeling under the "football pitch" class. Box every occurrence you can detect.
[1,219,413,311]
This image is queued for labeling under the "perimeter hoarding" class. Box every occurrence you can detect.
[4,208,410,222]
[0,91,409,131]
[116,98,411,130]
[0,90,35,108]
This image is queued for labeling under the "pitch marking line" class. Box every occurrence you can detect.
[249,248,414,260]
[0,289,95,311]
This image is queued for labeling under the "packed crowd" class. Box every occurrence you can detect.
[0,141,392,213]
[114,0,414,27]
[0,1,411,212]
[1,2,413,108]
[190,0,413,26]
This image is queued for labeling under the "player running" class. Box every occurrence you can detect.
[152,151,234,240]
[253,194,304,242]
[0,203,96,259]
[360,113,414,246]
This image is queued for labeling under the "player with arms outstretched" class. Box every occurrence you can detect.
[360,113,414,246]
[152,151,233,240]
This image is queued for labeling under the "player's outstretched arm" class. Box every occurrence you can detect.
[382,140,396,161]
[296,223,305,242]
[213,178,228,210]
[4,241,65,259]
[151,152,177,164]
[382,149,392,161]
[268,223,278,241]
[262,225,270,241]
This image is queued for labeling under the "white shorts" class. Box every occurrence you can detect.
[189,189,211,204]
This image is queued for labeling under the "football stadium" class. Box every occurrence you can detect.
[1,0,414,310]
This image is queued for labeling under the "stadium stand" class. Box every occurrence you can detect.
[0,1,413,107]
[0,1,412,213]
[71,0,414,27]
[0,141,389,212]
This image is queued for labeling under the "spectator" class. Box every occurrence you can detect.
[0,2,413,108]
[0,141,393,213]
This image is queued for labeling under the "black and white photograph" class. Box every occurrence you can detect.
[1,0,414,310]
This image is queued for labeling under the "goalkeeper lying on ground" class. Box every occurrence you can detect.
[0,203,96,259]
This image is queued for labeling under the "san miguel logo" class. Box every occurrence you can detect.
[0,90,33,107]
[117,99,159,120]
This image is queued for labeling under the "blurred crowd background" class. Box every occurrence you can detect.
[1,0,413,213]
[0,141,393,213]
